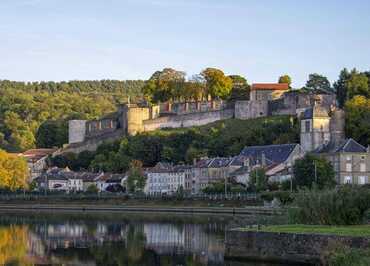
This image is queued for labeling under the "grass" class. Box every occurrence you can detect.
[240,224,370,237]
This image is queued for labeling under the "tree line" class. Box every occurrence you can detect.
[0,67,369,154]
[0,80,145,152]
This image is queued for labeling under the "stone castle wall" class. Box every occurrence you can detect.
[143,109,234,131]
[68,120,87,144]
[234,100,268,120]
[268,92,336,116]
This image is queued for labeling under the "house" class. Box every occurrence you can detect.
[249,83,289,101]
[36,167,70,191]
[240,143,303,183]
[317,139,370,185]
[298,102,369,185]
[229,166,250,185]
[145,162,190,195]
[18,148,58,180]
[192,156,249,193]
[94,173,126,192]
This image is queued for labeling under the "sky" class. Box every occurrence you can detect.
[0,0,370,87]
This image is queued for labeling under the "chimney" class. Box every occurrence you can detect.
[261,152,266,166]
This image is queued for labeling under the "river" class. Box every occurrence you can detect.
[0,211,289,265]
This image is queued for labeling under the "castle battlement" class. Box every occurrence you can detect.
[67,85,339,154]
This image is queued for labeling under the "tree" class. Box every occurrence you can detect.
[248,167,268,192]
[86,184,99,194]
[127,160,146,193]
[278,75,292,87]
[305,73,331,92]
[345,96,370,146]
[36,120,68,148]
[143,68,186,103]
[293,154,335,189]
[346,72,369,100]
[228,75,250,101]
[201,68,233,99]
[333,68,351,108]
[0,150,29,191]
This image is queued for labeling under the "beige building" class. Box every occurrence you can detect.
[249,83,289,101]
[319,139,370,185]
[18,148,58,180]
[299,103,369,185]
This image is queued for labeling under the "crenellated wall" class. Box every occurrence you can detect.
[143,109,234,131]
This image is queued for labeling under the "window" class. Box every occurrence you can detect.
[358,176,367,185]
[360,163,366,173]
[346,163,352,172]
[344,176,352,184]
[305,121,310,132]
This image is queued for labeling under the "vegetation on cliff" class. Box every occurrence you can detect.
[52,115,299,172]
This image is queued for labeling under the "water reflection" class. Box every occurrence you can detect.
[0,212,284,265]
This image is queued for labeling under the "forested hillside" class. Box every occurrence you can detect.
[0,80,145,152]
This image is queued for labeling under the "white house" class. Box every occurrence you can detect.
[145,162,189,195]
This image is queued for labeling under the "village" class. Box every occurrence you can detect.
[18,82,370,196]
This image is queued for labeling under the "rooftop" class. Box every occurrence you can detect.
[240,144,298,165]
[19,148,58,162]
[251,83,289,91]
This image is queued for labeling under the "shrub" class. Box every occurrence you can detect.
[261,191,294,205]
[289,186,370,225]
[321,242,370,266]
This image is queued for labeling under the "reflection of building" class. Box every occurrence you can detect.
[6,217,228,266]
[143,223,224,264]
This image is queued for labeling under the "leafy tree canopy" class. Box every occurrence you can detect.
[278,74,292,86]
[0,149,29,191]
[293,154,335,190]
[305,73,331,92]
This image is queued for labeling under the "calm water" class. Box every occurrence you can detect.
[0,211,287,266]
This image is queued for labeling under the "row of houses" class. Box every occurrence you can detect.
[144,143,302,195]
[143,102,370,195]
[34,167,126,193]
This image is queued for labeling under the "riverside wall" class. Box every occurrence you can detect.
[225,230,370,265]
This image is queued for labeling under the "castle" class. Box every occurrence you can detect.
[66,83,337,153]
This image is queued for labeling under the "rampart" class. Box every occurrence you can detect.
[143,109,234,131]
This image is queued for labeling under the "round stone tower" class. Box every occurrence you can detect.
[329,108,345,148]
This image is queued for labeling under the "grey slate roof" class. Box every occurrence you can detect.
[315,138,367,154]
[240,144,298,164]
[334,138,367,153]
[208,157,232,168]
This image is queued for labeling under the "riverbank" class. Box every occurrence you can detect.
[225,225,370,264]
[0,203,285,216]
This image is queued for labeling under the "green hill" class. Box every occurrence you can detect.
[52,115,299,173]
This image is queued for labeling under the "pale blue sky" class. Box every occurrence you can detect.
[1,0,369,87]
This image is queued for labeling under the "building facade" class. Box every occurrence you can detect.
[145,162,191,195]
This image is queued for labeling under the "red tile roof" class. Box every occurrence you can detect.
[251,83,289,91]
[19,148,58,162]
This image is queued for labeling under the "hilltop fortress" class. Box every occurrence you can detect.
[65,83,338,154]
